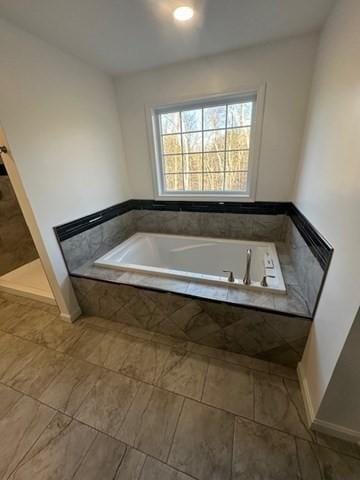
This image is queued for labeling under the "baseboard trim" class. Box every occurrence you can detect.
[297,362,316,427]
[60,306,82,323]
[297,362,360,443]
[0,284,57,306]
[312,418,360,443]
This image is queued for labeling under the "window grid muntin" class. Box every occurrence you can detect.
[158,99,254,194]
[223,104,228,191]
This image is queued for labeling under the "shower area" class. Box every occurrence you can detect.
[0,157,55,305]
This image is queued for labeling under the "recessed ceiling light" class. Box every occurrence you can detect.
[173,6,194,22]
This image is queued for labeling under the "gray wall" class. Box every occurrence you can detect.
[0,176,38,276]
[317,308,360,432]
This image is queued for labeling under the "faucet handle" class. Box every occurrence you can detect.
[260,274,276,287]
[223,270,235,282]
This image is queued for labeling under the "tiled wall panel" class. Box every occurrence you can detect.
[72,276,312,368]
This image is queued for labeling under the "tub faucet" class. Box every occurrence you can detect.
[243,248,252,285]
[260,274,276,287]
[223,270,235,282]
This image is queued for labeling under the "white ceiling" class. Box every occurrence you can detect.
[0,0,335,75]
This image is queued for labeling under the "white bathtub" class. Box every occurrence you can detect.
[94,232,286,294]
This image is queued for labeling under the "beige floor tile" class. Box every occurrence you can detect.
[40,358,102,415]
[9,310,56,342]
[9,413,96,480]
[254,372,313,440]
[233,417,300,479]
[0,335,43,383]
[0,303,33,333]
[156,349,208,400]
[114,448,146,479]
[0,381,22,418]
[117,383,184,461]
[120,339,172,384]
[75,370,139,436]
[36,319,85,351]
[0,396,55,479]
[202,358,254,418]
[315,431,360,460]
[296,437,360,480]
[85,330,125,367]
[73,432,126,480]
[6,348,69,398]
[102,332,137,372]
[168,399,234,480]
[140,456,193,479]
[64,326,106,360]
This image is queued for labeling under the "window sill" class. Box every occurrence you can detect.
[155,193,255,202]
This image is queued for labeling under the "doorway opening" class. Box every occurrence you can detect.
[0,146,56,305]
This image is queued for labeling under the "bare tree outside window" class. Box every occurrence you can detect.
[157,98,255,194]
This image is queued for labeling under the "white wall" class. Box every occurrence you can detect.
[116,33,318,201]
[0,18,131,317]
[294,0,360,434]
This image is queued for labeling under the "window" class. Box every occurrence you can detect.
[150,90,263,200]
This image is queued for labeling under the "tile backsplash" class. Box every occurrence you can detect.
[133,210,287,242]
[286,219,325,314]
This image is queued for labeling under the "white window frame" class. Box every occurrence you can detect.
[146,85,266,202]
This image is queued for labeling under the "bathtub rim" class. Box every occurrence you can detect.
[93,232,287,294]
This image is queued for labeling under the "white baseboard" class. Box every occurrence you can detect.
[297,362,360,444]
[0,284,57,306]
[297,362,316,427]
[312,418,360,443]
[60,306,82,323]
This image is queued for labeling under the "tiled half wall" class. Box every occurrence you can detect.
[72,276,311,367]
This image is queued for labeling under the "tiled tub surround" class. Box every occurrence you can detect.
[71,276,311,367]
[132,209,287,242]
[60,209,287,272]
[61,212,311,315]
[286,218,327,314]
[60,210,136,272]
[56,201,332,366]
[58,203,331,316]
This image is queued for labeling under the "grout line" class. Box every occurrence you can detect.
[199,356,210,402]
[230,414,236,480]
[69,428,99,480]
[110,445,129,480]
[252,370,255,421]
[136,452,147,480]
[166,396,185,465]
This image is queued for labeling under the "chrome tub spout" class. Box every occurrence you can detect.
[243,248,252,285]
